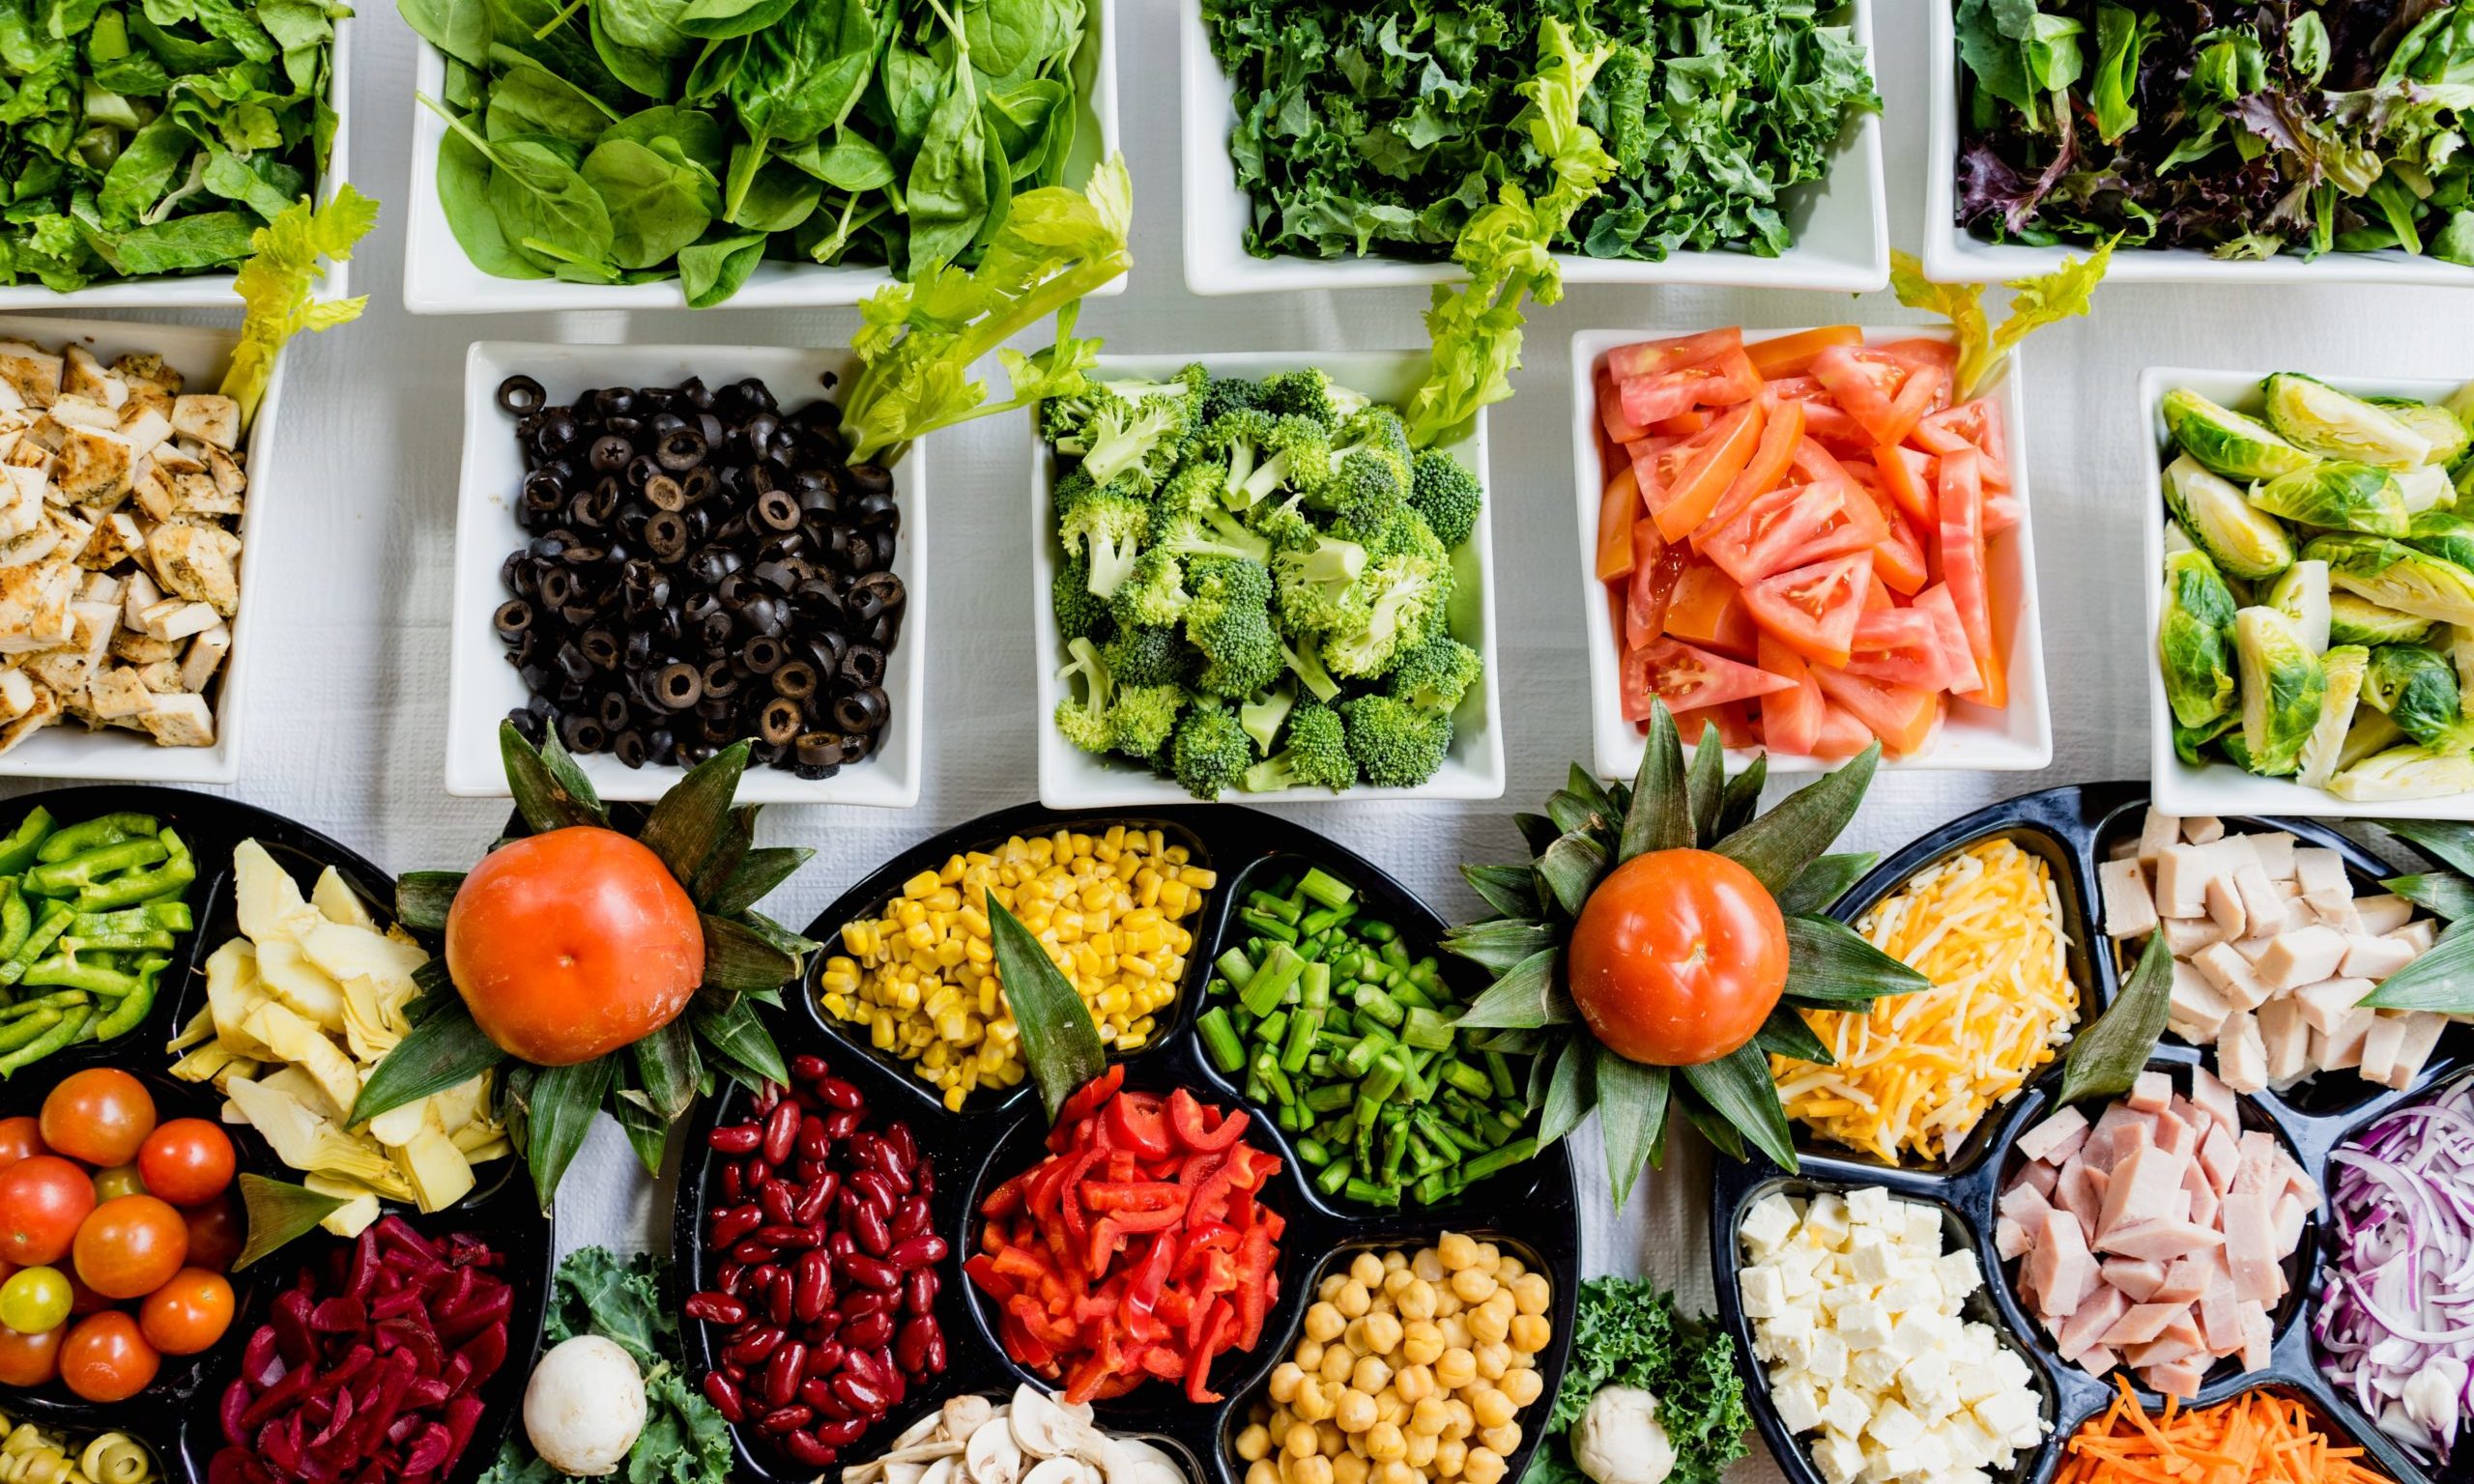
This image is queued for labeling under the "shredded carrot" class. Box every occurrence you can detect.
[2057,1380,2394,1484]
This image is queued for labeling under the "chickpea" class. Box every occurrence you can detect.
[1450,1268,1499,1306]
[1322,1274,1349,1302]
[1335,1389,1377,1435]
[1249,1463,1280,1484]
[1270,1364,1306,1405]
[1439,1317,1473,1350]
[1433,1289,1464,1320]
[1383,1249,1408,1272]
[1502,1368,1544,1409]
[1239,1425,1276,1462]
[1409,1397,1453,1438]
[1510,1274,1550,1317]
[1375,1464,1418,1484]
[1479,1426,1521,1457]
[1435,1441,1467,1480]
[1338,1280,1373,1319]
[1307,1302,1347,1342]
[1360,1311,1404,1356]
[1334,1456,1369,1484]
[1405,1433,1438,1470]
[1295,1380,1336,1424]
[1290,1459,1335,1484]
[1383,1269,1417,1301]
[1467,1389,1515,1431]
[1474,1342,1510,1382]
[1397,1280,1438,1322]
[1394,1363,1435,1404]
[1320,1345,1356,1384]
[1435,1348,1477,1389]
[1286,1424,1319,1461]
[1401,1321,1445,1367]
[1351,1252,1387,1288]
[1377,1394,1409,1428]
[1352,1356,1394,1395]
[1466,1302,1510,1346]
[1474,1242,1500,1272]
[1366,1424,1408,1464]
[1319,1422,1348,1456]
[1463,1449,1507,1484]
[1437,1233,1480,1271]
[1496,1256,1524,1282]
[1412,1249,1446,1283]
[1445,1400,1476,1440]
[1509,1315,1551,1355]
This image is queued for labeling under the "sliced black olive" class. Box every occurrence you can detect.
[645,473,686,511]
[645,511,689,561]
[771,660,819,700]
[840,644,885,690]
[559,714,606,754]
[834,687,888,733]
[701,661,740,700]
[589,434,633,472]
[793,732,843,770]
[743,635,786,674]
[614,729,647,768]
[580,629,620,671]
[656,427,706,471]
[653,662,703,709]
[506,707,548,745]
[494,599,533,639]
[756,490,799,532]
[759,697,801,745]
[499,375,547,415]
[597,692,631,730]
[593,387,634,418]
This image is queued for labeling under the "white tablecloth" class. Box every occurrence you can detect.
[17,5,2466,1478]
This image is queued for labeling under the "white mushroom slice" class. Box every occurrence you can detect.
[968,1414,1027,1484]
[1021,1458,1091,1484]
[887,1463,931,1484]
[919,1455,959,1484]
[1011,1387,1086,1459]
[1110,1441,1188,1484]
[893,1410,948,1451]
[942,1394,996,1445]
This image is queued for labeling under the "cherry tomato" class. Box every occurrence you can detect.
[72,1194,187,1300]
[446,826,704,1066]
[91,1163,147,1202]
[1567,848,1788,1066]
[0,1156,97,1266]
[138,1268,233,1356]
[63,1268,109,1317]
[135,1120,234,1206]
[39,1068,157,1168]
[179,1193,245,1273]
[0,1116,41,1172]
[0,1321,62,1386]
[0,1265,70,1332]
[59,1311,158,1402]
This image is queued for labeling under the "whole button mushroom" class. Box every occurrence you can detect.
[523,1335,649,1475]
[1570,1386,1675,1484]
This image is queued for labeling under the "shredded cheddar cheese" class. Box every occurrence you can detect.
[1772,838,2078,1163]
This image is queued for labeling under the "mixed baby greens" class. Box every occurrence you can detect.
[0,0,348,290]
[398,0,1100,304]
[1956,0,2474,264]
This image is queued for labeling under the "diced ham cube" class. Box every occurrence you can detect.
[2086,1103,2153,1173]
[2359,1013,2410,1087]
[2027,1209,2097,1318]
[1997,1215,2031,1261]
[2020,1158,2060,1198]
[1998,1178,2057,1228]
[2231,1132,2286,1194]
[2100,857,2158,938]
[2181,1156,2220,1229]
[2101,1258,2167,1302]
[2142,1359,2208,1399]
[2095,1219,2225,1263]
[2056,1286,2132,1360]
[2271,1189,2307,1253]
[2388,919,2438,955]
[2153,1106,2195,1158]
[2200,1277,2245,1356]
[2098,1144,2191,1241]
[2016,1105,2090,1165]
[2127,1070,2172,1113]
[2220,1192,2283,1303]
[2057,1159,2110,1231]
[2139,810,2181,865]
[2254,926,2349,990]
[2152,1252,2218,1305]
[2077,1344,2120,1379]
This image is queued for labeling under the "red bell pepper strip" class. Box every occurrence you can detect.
[1083,1181,1184,1213]
[1233,1220,1275,1351]
[1186,1299,1232,1404]
[1168,1089,1247,1151]
[1105,1095,1174,1159]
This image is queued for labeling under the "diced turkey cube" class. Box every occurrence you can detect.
[2354,895,2414,935]
[2388,918,2438,956]
[169,394,240,449]
[2193,941,2272,1010]
[2341,933,2417,981]
[2154,843,2228,918]
[2292,848,2353,915]
[2258,998,2311,1084]
[2253,926,2349,990]
[2248,831,2297,880]
[2358,1014,2410,1087]
[2385,1013,2447,1091]
[2321,1006,2376,1071]
[2232,866,2291,937]
[137,690,211,747]
[2139,809,2181,865]
[2100,857,2157,937]
[2161,917,2228,956]
[2290,978,2373,1035]
[2183,816,2225,844]
[2218,1012,2267,1093]
[2202,874,2247,938]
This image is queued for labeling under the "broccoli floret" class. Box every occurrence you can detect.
[1061,485,1151,598]
[1200,373,1263,426]
[1271,533,1370,635]
[1170,697,1252,799]
[1243,493,1319,554]
[1257,368,1370,429]
[1155,461,1225,518]
[1043,367,1206,491]
[1184,557,1282,699]
[1281,639,1342,703]
[1198,410,1275,503]
[1156,504,1273,566]
[1110,683,1185,760]
[1334,407,1411,484]
[1235,414,1332,507]
[1406,449,1483,550]
[1241,681,1296,755]
[1319,519,1454,679]
[1339,694,1452,788]
[1242,699,1354,793]
[1052,554,1113,643]
[1104,625,1188,690]
[1389,632,1482,714]
[1053,636,1118,755]
[1310,447,1408,532]
[1111,547,1194,628]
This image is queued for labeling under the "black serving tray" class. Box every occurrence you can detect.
[0,785,550,1484]
[1711,783,2470,1484]
[673,802,1580,1484]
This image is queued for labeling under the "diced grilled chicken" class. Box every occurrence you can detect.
[170,394,240,450]
[0,344,63,407]
[149,520,241,615]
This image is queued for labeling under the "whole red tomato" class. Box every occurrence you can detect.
[139,1268,233,1355]
[0,1321,62,1386]
[446,826,704,1066]
[0,1156,97,1266]
[1567,848,1788,1066]
[0,1116,41,1171]
[40,1069,156,1167]
[180,1193,246,1273]
[59,1310,157,1402]
[72,1194,187,1299]
[136,1119,235,1206]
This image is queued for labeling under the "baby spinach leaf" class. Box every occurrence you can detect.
[397,0,492,68]
[588,3,672,100]
[677,227,762,303]
[902,39,987,273]
[726,149,820,231]
[582,133,714,267]
[486,57,619,147]
[603,102,722,173]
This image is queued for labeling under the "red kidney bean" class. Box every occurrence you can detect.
[684,1292,745,1326]
[732,1239,774,1266]
[843,1290,893,1317]
[762,1100,802,1163]
[840,1310,894,1351]
[791,1053,828,1080]
[751,1262,784,1294]
[758,1180,797,1225]
[826,1231,857,1261]
[880,1360,906,1408]
[724,1326,783,1366]
[752,1081,781,1114]
[711,1204,762,1250]
[799,1376,835,1408]
[816,1077,863,1111]
[885,1122,917,1167]
[817,1418,867,1447]
[763,1342,806,1408]
[850,1205,891,1257]
[832,1372,888,1413]
[708,1124,761,1155]
[796,1117,832,1162]
[843,1345,886,1386]
[719,1265,750,1298]
[806,1311,843,1343]
[890,1195,931,1242]
[794,1250,832,1323]
[765,1270,793,1327]
[840,1252,901,1291]
[848,1171,897,1212]
[894,1315,935,1375]
[720,1163,744,1201]
[904,1270,936,1316]
[785,1431,838,1468]
[864,1141,912,1193]
[703,1371,747,1424]
[820,1109,859,1142]
[760,1405,813,1436]
[812,1387,852,1422]
[886,1234,947,1270]
[792,1180,833,1225]
[757,1224,822,1251]
[720,1357,746,1384]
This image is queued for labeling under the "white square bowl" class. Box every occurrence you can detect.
[1031,350,1505,808]
[402,0,1122,313]
[1178,2,1886,297]
[446,340,924,806]
[0,17,354,310]
[1920,4,2474,287]
[2139,364,2474,821]
[1568,325,2053,781]
[0,313,287,783]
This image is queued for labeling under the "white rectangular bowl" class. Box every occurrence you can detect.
[0,313,286,783]
[1920,4,2474,287]
[2140,364,2474,820]
[1031,351,1504,808]
[1178,1,1886,296]
[1569,325,2053,781]
[403,0,1122,313]
[446,341,924,806]
[0,17,354,310]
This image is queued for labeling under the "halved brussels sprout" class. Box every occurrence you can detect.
[2250,462,2407,537]
[2328,744,2474,800]
[2363,643,2468,752]
[2162,387,2317,480]
[2261,373,2434,467]
[2407,509,2474,571]
[2342,706,2407,771]
[2297,643,2370,788]
[2327,590,2435,646]
[2164,520,2198,556]
[2167,455,2295,580]
[2368,396,2473,467]
[2232,606,2327,776]
[2266,559,2332,653]
[2396,463,2455,515]
[2306,532,2474,625]
[2174,713,2238,768]
[2160,549,2239,728]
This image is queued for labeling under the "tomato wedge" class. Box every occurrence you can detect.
[1984,493,2023,536]
[1694,394,1804,547]
[1620,638,1793,722]
[1863,482,1930,596]
[1597,373,1648,444]
[1700,478,1888,588]
[1638,400,1763,543]
[1671,700,1757,749]
[1650,410,1712,437]
[1811,667,1942,756]
[1845,601,1979,695]
[1914,399,2011,492]
[1617,346,1760,424]
[1606,328,1742,381]
[1812,702,1876,758]
[1747,327,1863,379]
[1877,338,1959,377]
[1813,346,1943,447]
[1740,553,1872,669]
[1626,521,1689,650]
[1596,466,1639,581]
[1756,635,1826,755]
[1937,447,1998,704]
[1665,563,1758,656]
[1876,444,1937,525]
